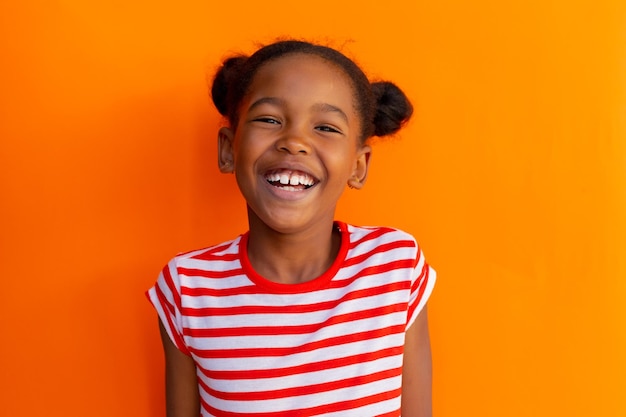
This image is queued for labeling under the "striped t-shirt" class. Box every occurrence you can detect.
[147,221,436,416]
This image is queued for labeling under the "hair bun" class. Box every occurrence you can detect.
[211,56,247,116]
[371,81,413,137]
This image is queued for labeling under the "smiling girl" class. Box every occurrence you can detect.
[147,40,436,417]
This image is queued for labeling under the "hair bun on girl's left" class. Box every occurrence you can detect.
[211,56,247,116]
[370,81,414,137]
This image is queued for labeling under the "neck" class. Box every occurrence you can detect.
[245,213,341,285]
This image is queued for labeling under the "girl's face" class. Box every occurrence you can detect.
[218,53,371,235]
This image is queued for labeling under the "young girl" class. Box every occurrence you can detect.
[147,39,436,417]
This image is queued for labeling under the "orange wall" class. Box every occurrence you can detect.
[1,1,625,416]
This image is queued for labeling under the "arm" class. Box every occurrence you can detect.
[401,306,433,417]
[159,319,201,417]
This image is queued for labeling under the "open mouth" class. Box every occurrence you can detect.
[265,169,317,191]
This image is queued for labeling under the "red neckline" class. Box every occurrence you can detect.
[239,221,349,294]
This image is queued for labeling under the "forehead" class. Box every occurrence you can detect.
[245,53,357,110]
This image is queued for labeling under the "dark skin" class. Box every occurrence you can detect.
[245,205,342,284]
[401,307,433,417]
[158,320,200,417]
[159,53,433,417]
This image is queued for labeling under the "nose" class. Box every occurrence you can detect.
[275,129,311,155]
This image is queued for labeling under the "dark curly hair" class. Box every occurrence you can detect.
[210,40,413,143]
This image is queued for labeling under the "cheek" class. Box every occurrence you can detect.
[326,150,358,178]
[232,134,268,170]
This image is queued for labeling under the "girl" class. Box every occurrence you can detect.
[148,39,436,417]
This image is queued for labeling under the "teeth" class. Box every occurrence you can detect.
[267,170,315,187]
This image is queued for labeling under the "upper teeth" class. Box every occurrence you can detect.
[266,171,315,186]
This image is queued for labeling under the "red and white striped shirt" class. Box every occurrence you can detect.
[147,222,435,416]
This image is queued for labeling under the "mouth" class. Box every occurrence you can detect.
[264,169,318,191]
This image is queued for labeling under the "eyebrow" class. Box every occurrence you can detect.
[248,97,285,112]
[248,97,349,124]
[311,102,348,124]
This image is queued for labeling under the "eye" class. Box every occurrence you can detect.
[253,117,281,125]
[316,125,342,134]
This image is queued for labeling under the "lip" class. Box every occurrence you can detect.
[262,161,321,185]
[262,161,319,180]
[259,162,320,201]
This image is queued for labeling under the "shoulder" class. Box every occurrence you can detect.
[161,234,245,284]
[156,234,248,303]
[169,234,243,266]
[343,222,418,249]
[339,222,422,269]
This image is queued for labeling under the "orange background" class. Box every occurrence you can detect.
[1,1,625,416]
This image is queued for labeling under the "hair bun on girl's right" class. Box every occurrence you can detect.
[370,81,413,137]
[211,56,247,116]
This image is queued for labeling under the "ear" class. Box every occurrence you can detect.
[347,145,372,190]
[217,126,235,173]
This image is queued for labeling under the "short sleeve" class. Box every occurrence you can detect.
[146,259,190,355]
[406,244,436,329]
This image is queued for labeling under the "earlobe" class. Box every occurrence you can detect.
[347,145,372,190]
[217,127,235,173]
